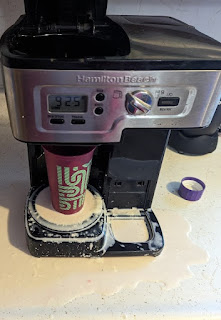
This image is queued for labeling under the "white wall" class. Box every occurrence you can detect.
[0,0,24,40]
[108,0,221,43]
[1,0,221,85]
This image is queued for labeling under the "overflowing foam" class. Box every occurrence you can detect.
[35,187,102,227]
[0,207,208,308]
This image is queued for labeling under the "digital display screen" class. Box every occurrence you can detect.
[48,95,88,113]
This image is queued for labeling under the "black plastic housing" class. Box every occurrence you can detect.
[2,15,221,70]
[28,129,170,210]
[26,129,169,257]
[24,0,108,25]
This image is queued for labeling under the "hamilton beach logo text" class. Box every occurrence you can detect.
[76,75,157,84]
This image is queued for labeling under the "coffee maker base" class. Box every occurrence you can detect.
[25,186,164,258]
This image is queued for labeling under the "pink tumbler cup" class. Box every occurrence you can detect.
[43,146,96,215]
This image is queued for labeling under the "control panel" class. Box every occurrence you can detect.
[39,85,196,133]
[5,68,221,143]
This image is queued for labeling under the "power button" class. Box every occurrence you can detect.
[95,93,105,102]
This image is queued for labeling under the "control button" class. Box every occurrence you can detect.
[126,90,153,115]
[158,97,180,107]
[71,119,86,124]
[94,107,104,115]
[50,118,64,124]
[95,93,105,102]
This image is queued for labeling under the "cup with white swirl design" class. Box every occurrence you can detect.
[43,145,96,214]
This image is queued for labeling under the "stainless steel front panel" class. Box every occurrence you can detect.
[3,67,221,143]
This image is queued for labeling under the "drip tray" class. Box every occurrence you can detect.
[106,209,164,257]
[110,217,149,243]
[25,185,164,258]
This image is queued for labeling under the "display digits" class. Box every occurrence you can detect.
[74,97,80,107]
[65,97,71,107]
[55,96,62,107]
[63,96,80,107]
[49,95,87,112]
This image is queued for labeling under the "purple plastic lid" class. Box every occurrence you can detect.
[178,177,206,201]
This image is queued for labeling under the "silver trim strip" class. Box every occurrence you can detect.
[3,67,221,143]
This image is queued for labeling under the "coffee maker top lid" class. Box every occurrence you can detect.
[23,0,108,25]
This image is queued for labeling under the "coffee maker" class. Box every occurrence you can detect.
[1,0,221,257]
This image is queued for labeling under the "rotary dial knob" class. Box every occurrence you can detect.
[126,90,153,115]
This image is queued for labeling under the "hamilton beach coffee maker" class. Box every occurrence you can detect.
[1,0,221,257]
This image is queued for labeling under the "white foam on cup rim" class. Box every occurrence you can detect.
[182,180,204,191]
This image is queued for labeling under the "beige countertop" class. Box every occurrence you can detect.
[0,90,221,319]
